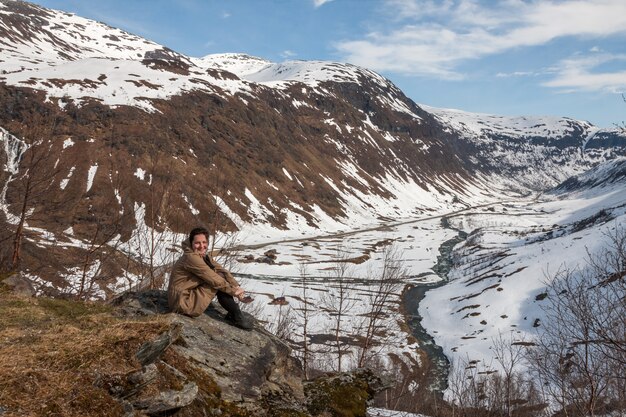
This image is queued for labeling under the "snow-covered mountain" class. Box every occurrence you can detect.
[0,0,624,295]
[2,3,626,412]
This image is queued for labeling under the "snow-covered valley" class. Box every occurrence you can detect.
[229,157,626,397]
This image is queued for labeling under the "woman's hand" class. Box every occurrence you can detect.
[234,287,245,299]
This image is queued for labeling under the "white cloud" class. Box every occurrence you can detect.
[313,0,335,8]
[543,52,626,93]
[280,50,297,59]
[335,0,626,78]
[496,71,537,78]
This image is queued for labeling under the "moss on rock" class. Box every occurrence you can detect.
[304,369,382,417]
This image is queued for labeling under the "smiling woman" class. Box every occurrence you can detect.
[167,227,254,330]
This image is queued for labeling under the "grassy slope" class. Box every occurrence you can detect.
[0,283,170,417]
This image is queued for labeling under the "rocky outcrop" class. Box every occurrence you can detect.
[0,272,36,297]
[108,290,383,416]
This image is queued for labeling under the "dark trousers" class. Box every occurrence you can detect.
[216,291,241,315]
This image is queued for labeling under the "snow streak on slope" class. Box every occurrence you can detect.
[0,126,28,224]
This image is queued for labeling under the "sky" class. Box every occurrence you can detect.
[32,0,626,128]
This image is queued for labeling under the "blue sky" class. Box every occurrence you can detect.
[34,0,626,127]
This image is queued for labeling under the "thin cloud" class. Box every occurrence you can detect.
[543,52,626,93]
[496,71,537,78]
[313,0,335,8]
[280,50,297,59]
[335,0,626,78]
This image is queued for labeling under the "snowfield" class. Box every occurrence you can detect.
[226,157,626,395]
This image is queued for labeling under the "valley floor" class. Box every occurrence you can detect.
[231,181,626,396]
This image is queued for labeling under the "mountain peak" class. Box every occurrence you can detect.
[192,53,272,76]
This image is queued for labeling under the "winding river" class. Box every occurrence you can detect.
[402,217,467,393]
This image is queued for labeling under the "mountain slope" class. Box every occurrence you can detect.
[420,156,626,379]
[0,0,625,295]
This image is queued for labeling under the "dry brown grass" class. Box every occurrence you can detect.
[0,287,170,417]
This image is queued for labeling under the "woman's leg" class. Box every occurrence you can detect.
[216,291,240,315]
[215,291,253,330]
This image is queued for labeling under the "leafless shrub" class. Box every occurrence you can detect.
[319,245,357,372]
[526,225,626,416]
[265,303,297,341]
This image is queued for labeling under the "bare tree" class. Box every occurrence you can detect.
[126,148,181,289]
[490,331,530,417]
[446,355,487,415]
[267,302,296,341]
[356,244,405,368]
[320,245,356,372]
[3,117,68,271]
[295,260,313,379]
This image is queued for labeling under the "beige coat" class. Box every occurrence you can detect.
[167,241,240,317]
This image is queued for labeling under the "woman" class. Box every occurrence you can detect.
[168,227,253,330]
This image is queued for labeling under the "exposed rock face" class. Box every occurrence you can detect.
[109,290,383,416]
[0,272,35,296]
[111,290,305,414]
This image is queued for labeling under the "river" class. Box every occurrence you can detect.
[402,217,467,393]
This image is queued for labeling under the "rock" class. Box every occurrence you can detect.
[132,382,198,415]
[1,272,35,297]
[109,289,170,316]
[110,290,384,416]
[127,363,159,386]
[135,322,182,366]
[112,290,306,415]
[269,296,289,305]
[305,369,387,417]
[256,256,275,264]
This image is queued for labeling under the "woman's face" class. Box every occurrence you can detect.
[191,234,208,256]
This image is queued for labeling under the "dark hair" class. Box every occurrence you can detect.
[189,227,209,245]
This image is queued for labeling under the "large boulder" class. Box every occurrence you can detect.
[0,272,36,297]
[110,290,306,415]
[109,290,385,416]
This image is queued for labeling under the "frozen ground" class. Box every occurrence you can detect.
[231,212,462,370]
[229,163,626,389]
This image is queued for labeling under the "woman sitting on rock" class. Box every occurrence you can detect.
[168,227,253,330]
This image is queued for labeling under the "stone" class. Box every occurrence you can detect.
[132,382,198,414]
[112,290,306,415]
[1,272,35,297]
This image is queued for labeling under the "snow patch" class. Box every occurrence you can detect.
[86,164,98,192]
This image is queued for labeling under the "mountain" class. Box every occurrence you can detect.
[0,0,625,295]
